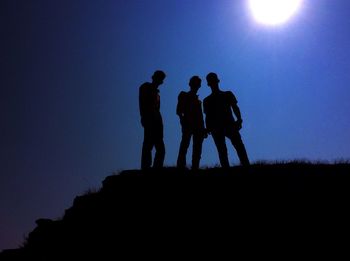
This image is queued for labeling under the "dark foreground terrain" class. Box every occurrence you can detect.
[2,163,350,259]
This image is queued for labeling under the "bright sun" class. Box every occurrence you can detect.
[248,0,303,26]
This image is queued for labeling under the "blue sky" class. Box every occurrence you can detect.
[1,0,350,250]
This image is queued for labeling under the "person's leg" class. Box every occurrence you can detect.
[153,138,165,168]
[192,133,204,170]
[153,123,165,168]
[177,131,191,168]
[212,132,230,168]
[141,126,154,170]
[227,131,250,166]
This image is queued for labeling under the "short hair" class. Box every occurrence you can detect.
[206,72,219,83]
[152,70,166,81]
[189,76,201,87]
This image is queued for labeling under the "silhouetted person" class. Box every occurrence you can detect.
[203,72,250,168]
[139,70,166,169]
[176,76,207,170]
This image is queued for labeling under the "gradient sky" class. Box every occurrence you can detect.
[1,0,350,250]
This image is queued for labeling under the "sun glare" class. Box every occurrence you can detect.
[248,0,303,26]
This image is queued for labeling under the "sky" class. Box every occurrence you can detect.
[1,0,350,250]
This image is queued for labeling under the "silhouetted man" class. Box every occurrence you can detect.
[139,70,166,170]
[203,72,250,168]
[176,76,207,170]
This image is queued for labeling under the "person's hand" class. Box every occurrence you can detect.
[204,128,210,138]
[179,116,186,127]
[236,119,243,130]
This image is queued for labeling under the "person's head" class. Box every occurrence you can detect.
[189,76,201,92]
[152,70,166,87]
[206,72,220,89]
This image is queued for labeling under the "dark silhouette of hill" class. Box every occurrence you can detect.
[1,163,350,259]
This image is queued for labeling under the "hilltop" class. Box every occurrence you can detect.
[1,163,350,259]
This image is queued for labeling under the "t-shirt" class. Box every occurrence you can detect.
[139,82,162,124]
[176,91,204,131]
[203,90,238,131]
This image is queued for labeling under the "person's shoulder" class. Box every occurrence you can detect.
[178,91,187,97]
[140,82,151,89]
[224,90,237,100]
[178,91,190,100]
[223,90,234,96]
[203,94,212,104]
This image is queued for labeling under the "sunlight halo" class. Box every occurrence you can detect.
[248,0,303,26]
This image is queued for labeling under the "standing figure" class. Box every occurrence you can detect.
[203,72,250,168]
[177,76,207,170]
[139,70,166,170]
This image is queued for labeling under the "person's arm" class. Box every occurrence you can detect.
[229,92,243,130]
[176,92,185,125]
[139,83,150,126]
[139,86,145,122]
[176,92,183,116]
[232,104,243,130]
[203,99,212,134]
[197,100,208,138]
